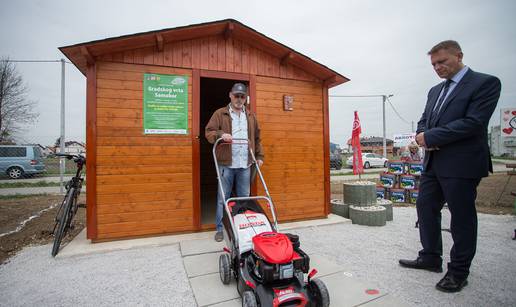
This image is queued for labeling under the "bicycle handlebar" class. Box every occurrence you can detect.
[55,153,86,164]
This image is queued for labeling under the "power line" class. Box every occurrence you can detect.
[330,94,387,98]
[385,95,411,125]
[0,59,72,64]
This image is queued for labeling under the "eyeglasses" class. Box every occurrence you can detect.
[233,94,246,99]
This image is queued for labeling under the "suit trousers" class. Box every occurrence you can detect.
[416,166,481,278]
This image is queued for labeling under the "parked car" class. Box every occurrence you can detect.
[0,145,46,179]
[346,153,388,169]
[330,153,343,170]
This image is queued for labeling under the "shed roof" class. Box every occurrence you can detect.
[59,19,349,88]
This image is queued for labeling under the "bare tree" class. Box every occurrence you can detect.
[0,58,38,143]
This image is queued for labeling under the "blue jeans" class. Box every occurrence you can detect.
[216,166,251,231]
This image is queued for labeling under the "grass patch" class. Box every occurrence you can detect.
[0,181,62,189]
[331,172,354,176]
[0,193,52,200]
[42,171,76,175]
[492,156,516,160]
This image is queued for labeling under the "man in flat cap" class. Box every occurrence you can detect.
[205,83,264,242]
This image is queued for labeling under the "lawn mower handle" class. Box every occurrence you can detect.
[212,138,279,242]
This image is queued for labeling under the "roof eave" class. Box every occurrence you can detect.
[59,19,349,83]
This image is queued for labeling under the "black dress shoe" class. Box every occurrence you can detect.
[436,273,468,293]
[399,258,443,273]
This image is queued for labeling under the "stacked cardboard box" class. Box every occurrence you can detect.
[377,161,423,204]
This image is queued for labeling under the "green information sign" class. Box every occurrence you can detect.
[143,73,188,134]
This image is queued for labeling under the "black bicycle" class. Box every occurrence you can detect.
[51,153,86,257]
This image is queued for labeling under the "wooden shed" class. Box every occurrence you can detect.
[60,19,349,241]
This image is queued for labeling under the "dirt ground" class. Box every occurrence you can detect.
[0,194,86,265]
[332,172,516,214]
[1,173,514,265]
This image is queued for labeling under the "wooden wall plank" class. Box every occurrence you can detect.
[91,34,322,83]
[182,40,192,67]
[208,36,218,70]
[163,42,173,66]
[142,47,154,65]
[123,50,134,63]
[97,199,191,214]
[200,37,210,69]
[97,208,192,225]
[191,39,201,68]
[233,39,242,73]
[249,46,257,75]
[241,41,249,73]
[217,36,226,71]
[225,37,234,72]
[95,62,195,239]
[255,76,326,222]
[97,191,190,205]
[322,85,330,216]
[86,63,97,240]
[96,222,194,240]
[192,68,201,230]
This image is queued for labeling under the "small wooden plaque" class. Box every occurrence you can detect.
[283,95,294,111]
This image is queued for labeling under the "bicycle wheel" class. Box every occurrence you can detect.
[51,188,75,257]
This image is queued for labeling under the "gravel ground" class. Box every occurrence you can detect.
[0,244,196,306]
[290,207,516,307]
[0,207,515,307]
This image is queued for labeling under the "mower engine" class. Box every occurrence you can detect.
[250,232,310,284]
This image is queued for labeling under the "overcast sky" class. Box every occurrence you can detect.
[1,0,515,147]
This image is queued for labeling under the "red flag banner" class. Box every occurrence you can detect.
[351,111,363,175]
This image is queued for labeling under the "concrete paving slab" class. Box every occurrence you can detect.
[309,254,347,278]
[207,299,241,307]
[320,271,387,307]
[180,238,225,256]
[58,229,213,258]
[60,214,348,258]
[183,252,222,277]
[280,213,350,231]
[190,272,239,307]
[359,293,409,306]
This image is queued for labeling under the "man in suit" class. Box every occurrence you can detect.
[399,40,501,292]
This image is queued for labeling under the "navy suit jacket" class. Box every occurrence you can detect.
[416,69,501,178]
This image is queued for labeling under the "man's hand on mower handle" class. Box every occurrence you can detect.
[221,133,232,142]
[257,159,263,167]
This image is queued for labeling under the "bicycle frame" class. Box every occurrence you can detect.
[51,153,86,256]
[212,138,278,244]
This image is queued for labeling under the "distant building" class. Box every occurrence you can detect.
[490,126,516,157]
[330,142,341,154]
[346,136,394,155]
[54,141,86,155]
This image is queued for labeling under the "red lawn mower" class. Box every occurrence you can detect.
[213,138,330,307]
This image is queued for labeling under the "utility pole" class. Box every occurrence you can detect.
[60,58,66,193]
[1,59,71,194]
[382,95,387,158]
[330,94,393,158]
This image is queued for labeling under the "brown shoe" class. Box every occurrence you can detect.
[214,231,223,242]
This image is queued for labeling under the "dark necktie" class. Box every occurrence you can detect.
[430,79,452,124]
